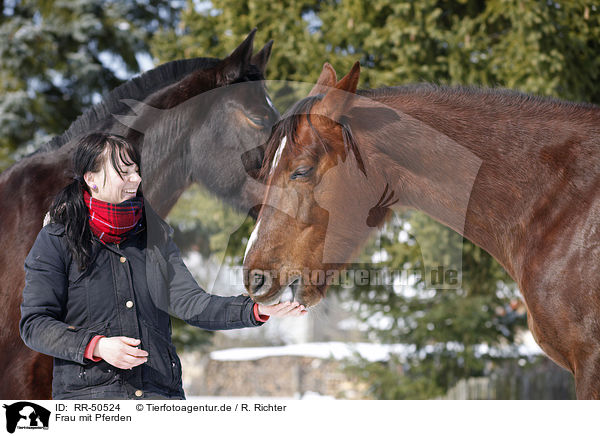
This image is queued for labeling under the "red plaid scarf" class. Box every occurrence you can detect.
[83,190,144,244]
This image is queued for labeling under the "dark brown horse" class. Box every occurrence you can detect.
[0,30,278,399]
[243,62,600,399]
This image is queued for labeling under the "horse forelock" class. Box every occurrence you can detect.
[259,95,322,181]
[233,63,265,84]
[259,94,367,183]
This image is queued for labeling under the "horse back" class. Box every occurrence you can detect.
[0,149,71,399]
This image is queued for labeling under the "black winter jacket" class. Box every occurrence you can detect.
[20,204,263,399]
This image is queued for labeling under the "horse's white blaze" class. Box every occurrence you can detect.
[244,218,261,262]
[270,136,287,175]
[245,135,287,263]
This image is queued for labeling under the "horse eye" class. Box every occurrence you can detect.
[247,115,267,128]
[290,167,313,180]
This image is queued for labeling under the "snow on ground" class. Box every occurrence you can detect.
[187,392,335,400]
[210,339,543,363]
[210,342,410,362]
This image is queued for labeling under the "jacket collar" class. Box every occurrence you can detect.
[144,201,174,252]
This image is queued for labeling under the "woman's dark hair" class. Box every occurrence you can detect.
[49,132,142,271]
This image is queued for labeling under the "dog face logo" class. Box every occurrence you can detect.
[3,402,50,433]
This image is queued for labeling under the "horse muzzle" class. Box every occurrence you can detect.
[245,270,308,306]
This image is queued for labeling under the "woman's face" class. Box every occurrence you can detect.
[84,150,141,204]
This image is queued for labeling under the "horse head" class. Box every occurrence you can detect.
[113,29,279,217]
[242,62,395,307]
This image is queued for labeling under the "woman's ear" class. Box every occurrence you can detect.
[83,172,97,192]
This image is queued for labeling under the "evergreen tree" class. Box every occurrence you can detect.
[0,0,184,170]
[343,212,525,398]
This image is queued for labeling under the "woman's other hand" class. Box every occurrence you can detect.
[93,337,148,369]
[257,301,307,318]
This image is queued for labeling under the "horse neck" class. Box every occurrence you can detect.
[139,130,191,218]
[0,148,72,245]
[355,88,600,278]
[132,75,227,218]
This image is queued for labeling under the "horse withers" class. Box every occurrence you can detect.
[0,29,278,399]
[243,62,600,399]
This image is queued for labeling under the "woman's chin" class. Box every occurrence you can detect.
[121,192,138,201]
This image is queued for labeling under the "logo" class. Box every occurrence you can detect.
[3,402,50,433]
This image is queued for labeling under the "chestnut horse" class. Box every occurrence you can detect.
[243,62,600,399]
[0,30,278,399]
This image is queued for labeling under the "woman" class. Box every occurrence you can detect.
[20,132,305,400]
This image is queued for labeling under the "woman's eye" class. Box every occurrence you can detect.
[290,167,313,180]
[120,167,139,175]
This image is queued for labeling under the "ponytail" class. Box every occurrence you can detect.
[49,178,94,271]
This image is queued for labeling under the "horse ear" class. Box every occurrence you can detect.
[217,28,256,85]
[250,40,273,76]
[316,61,360,122]
[308,63,337,97]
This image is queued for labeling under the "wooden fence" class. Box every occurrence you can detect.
[440,359,575,400]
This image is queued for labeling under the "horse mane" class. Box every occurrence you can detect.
[358,84,599,115]
[261,83,599,180]
[33,57,222,156]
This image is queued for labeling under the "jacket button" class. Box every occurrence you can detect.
[135,390,143,397]
[120,256,127,263]
[126,300,134,309]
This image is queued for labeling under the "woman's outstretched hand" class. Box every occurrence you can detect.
[93,337,149,369]
[257,301,308,318]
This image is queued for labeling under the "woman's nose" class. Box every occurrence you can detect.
[130,172,142,182]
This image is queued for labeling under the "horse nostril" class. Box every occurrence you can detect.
[252,271,264,289]
[249,270,270,297]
